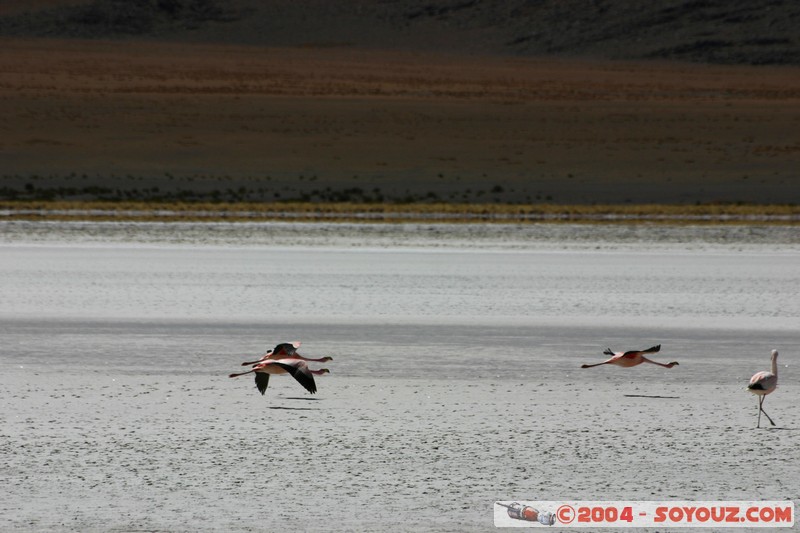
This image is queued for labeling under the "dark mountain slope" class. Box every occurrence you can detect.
[1,0,799,65]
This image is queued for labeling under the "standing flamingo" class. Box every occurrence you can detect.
[229,359,319,395]
[581,344,679,369]
[240,341,333,366]
[747,349,779,428]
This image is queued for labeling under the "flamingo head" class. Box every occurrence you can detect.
[771,349,779,359]
[666,361,679,368]
[318,368,331,374]
[322,356,334,362]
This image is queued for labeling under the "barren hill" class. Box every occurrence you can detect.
[2,1,799,206]
[2,0,799,65]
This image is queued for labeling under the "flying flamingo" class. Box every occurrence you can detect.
[747,349,779,428]
[240,341,300,365]
[240,341,333,366]
[229,359,320,395]
[581,344,679,369]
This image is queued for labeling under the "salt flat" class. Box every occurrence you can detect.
[1,222,798,532]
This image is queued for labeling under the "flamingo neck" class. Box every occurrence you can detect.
[771,352,778,376]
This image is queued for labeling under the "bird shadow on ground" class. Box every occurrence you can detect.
[281,397,323,401]
[267,406,319,411]
[763,427,798,431]
[623,394,680,399]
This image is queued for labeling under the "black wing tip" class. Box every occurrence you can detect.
[748,382,765,390]
[255,373,270,395]
[302,377,318,395]
[603,348,614,356]
[649,344,661,352]
[272,361,318,394]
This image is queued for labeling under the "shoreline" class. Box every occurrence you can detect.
[2,200,799,224]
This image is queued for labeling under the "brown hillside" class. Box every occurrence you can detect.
[2,38,799,205]
[2,2,799,205]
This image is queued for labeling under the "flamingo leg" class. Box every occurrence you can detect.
[641,356,678,368]
[757,396,762,428]
[241,354,270,366]
[759,396,776,427]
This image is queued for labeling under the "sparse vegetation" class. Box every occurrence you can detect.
[1,200,797,225]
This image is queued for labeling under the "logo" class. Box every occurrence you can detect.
[494,501,794,528]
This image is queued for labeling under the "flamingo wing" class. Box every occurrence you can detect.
[241,344,285,366]
[748,371,776,392]
[622,344,661,357]
[271,361,317,394]
[255,373,270,395]
[269,341,302,358]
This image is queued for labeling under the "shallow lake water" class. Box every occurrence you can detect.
[1,221,798,532]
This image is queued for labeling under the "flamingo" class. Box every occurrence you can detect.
[581,344,679,369]
[229,359,320,395]
[240,341,333,366]
[240,341,300,365]
[747,349,779,428]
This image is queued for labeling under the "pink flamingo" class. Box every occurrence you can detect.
[240,341,300,365]
[229,359,321,395]
[581,344,679,369]
[747,349,779,428]
[240,341,333,366]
